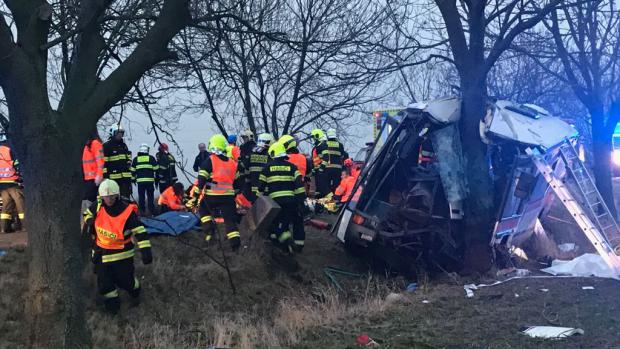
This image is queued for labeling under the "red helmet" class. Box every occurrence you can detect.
[159,143,169,152]
[344,158,353,167]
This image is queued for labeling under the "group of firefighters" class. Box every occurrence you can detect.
[78,125,360,314]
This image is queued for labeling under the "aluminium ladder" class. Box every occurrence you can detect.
[525,145,620,274]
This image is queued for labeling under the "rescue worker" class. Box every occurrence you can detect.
[279,134,312,248]
[156,143,178,193]
[333,159,361,204]
[103,124,133,200]
[242,133,273,203]
[279,134,311,180]
[83,179,152,314]
[258,142,306,252]
[226,134,241,160]
[310,129,327,198]
[82,129,104,202]
[418,136,435,167]
[131,143,159,216]
[0,134,24,233]
[193,143,209,172]
[316,128,348,195]
[239,129,256,159]
[192,134,242,251]
[158,182,185,213]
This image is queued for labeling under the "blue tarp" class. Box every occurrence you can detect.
[141,211,200,236]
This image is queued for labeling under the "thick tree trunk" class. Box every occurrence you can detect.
[458,77,495,272]
[13,109,91,348]
[591,117,617,218]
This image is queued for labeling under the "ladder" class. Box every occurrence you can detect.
[558,141,620,249]
[525,146,620,274]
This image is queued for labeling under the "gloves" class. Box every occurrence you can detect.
[141,248,153,265]
[94,175,103,186]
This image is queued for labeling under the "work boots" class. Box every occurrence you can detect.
[0,219,10,233]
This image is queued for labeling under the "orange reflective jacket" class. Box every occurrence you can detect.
[209,154,237,195]
[287,153,307,178]
[94,205,133,250]
[0,145,18,184]
[82,139,104,180]
[158,186,183,210]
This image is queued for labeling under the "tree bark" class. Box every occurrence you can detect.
[459,72,495,269]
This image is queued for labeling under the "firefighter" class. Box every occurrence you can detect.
[226,134,241,161]
[279,134,311,180]
[158,182,185,213]
[156,143,178,193]
[258,142,306,252]
[103,125,133,200]
[193,143,209,173]
[239,129,256,159]
[333,159,361,204]
[82,129,104,203]
[316,128,348,195]
[192,134,242,251]
[242,133,274,203]
[310,129,327,198]
[131,143,159,216]
[0,134,24,233]
[83,179,152,314]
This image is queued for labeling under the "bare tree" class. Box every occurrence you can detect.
[0,0,190,347]
[541,0,620,216]
[432,0,569,252]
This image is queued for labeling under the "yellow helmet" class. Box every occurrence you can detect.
[279,134,296,151]
[208,134,228,154]
[268,141,287,158]
[311,129,324,141]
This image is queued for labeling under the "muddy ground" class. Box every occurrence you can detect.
[1,212,619,348]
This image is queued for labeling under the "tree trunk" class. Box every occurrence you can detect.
[459,77,495,271]
[16,112,91,348]
[591,116,617,218]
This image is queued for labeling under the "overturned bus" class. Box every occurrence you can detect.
[334,97,620,275]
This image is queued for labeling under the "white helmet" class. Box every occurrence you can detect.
[326,128,337,139]
[0,133,6,142]
[257,133,274,148]
[139,143,149,153]
[109,124,125,138]
[241,129,254,141]
[98,179,120,197]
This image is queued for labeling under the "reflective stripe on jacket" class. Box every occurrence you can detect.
[0,145,18,183]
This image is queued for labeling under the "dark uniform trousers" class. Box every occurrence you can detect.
[95,258,140,312]
[272,202,305,252]
[137,183,155,214]
[198,195,238,241]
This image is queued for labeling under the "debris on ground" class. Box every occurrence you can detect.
[520,326,584,339]
[356,333,379,346]
[542,253,619,279]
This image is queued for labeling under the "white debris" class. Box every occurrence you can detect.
[581,286,595,290]
[520,326,584,339]
[541,253,620,279]
[558,243,577,252]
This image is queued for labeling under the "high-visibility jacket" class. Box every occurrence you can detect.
[258,157,306,204]
[131,153,159,183]
[86,200,150,263]
[334,174,361,203]
[0,145,19,184]
[196,154,239,197]
[103,139,132,181]
[311,146,322,168]
[157,151,178,185]
[82,139,104,181]
[226,144,240,160]
[287,153,308,178]
[243,149,269,193]
[158,186,183,210]
[317,139,348,170]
